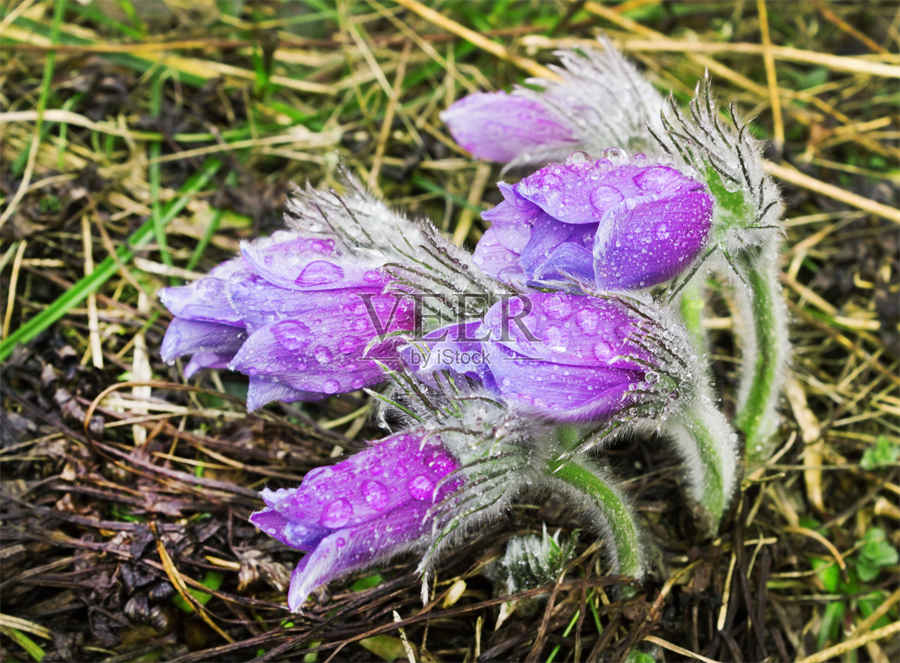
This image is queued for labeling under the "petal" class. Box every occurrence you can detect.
[481,292,646,368]
[515,159,619,224]
[594,185,712,289]
[518,215,596,283]
[250,508,329,552]
[441,92,575,163]
[184,351,234,379]
[484,342,643,422]
[160,318,246,363]
[271,431,457,528]
[401,321,495,388]
[158,259,246,326]
[472,227,526,284]
[286,501,432,611]
[246,377,325,411]
[531,241,595,283]
[228,292,414,396]
[240,232,386,291]
[226,275,382,334]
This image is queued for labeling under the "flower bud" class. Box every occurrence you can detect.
[250,430,459,611]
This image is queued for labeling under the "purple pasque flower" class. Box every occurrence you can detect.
[474,155,713,290]
[407,291,653,422]
[250,430,459,611]
[441,92,576,163]
[160,231,415,410]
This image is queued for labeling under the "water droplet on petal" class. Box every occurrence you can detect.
[362,480,389,510]
[314,346,332,363]
[590,185,624,213]
[575,308,599,334]
[634,166,681,192]
[271,320,312,352]
[296,260,344,286]
[335,537,346,548]
[320,498,353,528]
[593,340,614,361]
[364,269,382,282]
[407,474,434,501]
[544,293,572,320]
[323,379,341,394]
[565,151,589,164]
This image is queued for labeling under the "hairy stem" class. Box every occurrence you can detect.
[733,247,786,464]
[678,273,708,358]
[547,456,642,578]
[671,390,739,532]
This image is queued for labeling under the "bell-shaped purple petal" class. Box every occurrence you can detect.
[249,508,329,552]
[406,293,651,422]
[286,501,430,611]
[158,259,246,326]
[228,291,414,397]
[184,351,235,379]
[441,92,575,162]
[592,167,712,288]
[250,431,460,611]
[482,342,644,421]
[400,321,495,388]
[160,318,246,364]
[474,158,712,290]
[246,377,325,411]
[241,232,387,292]
[267,431,457,528]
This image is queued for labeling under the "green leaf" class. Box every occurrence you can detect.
[350,573,383,592]
[810,556,840,593]
[358,635,409,661]
[860,435,900,470]
[0,627,45,662]
[858,591,891,629]
[172,571,224,613]
[626,650,657,663]
[856,528,899,582]
[818,601,846,649]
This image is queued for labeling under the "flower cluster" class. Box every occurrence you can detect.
[159,41,785,611]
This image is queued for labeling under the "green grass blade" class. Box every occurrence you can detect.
[0,158,222,362]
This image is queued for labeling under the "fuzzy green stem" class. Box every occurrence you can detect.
[734,249,784,463]
[547,457,642,578]
[679,274,708,359]
[672,392,737,531]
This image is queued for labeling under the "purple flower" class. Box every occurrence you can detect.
[408,292,653,422]
[250,430,459,611]
[441,92,576,163]
[160,232,415,410]
[474,157,713,290]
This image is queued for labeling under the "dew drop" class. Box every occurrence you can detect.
[335,537,346,548]
[323,379,341,394]
[634,166,680,192]
[271,320,312,352]
[575,308,599,333]
[565,151,589,164]
[590,185,624,213]
[544,293,572,320]
[364,269,382,283]
[593,340,614,361]
[407,474,434,501]
[320,498,353,528]
[362,480,389,510]
[296,260,344,286]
